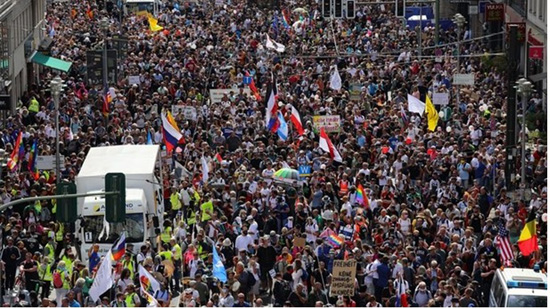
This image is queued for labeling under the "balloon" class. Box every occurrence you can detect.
[446,126,452,133]
[438,111,444,118]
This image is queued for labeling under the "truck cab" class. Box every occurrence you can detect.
[489,268,547,307]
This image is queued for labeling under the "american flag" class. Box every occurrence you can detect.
[496,224,514,264]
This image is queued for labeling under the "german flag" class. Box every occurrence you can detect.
[517,209,539,256]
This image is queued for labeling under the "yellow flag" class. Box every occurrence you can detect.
[136,10,152,18]
[425,95,439,131]
[148,16,163,32]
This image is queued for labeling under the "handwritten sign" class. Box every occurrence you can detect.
[312,115,341,133]
[432,93,449,105]
[330,260,357,297]
[128,75,140,86]
[349,83,362,101]
[209,88,251,104]
[293,237,306,248]
[172,105,198,121]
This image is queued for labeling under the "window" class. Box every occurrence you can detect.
[82,213,145,244]
[507,295,547,307]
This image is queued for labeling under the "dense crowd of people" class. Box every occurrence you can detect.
[0,0,547,307]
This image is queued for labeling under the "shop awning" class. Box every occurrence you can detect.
[31,52,72,72]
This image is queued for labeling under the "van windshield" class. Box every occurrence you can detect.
[82,213,144,244]
[507,295,547,307]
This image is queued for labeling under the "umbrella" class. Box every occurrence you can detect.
[273,168,300,181]
[293,7,307,14]
[292,20,303,30]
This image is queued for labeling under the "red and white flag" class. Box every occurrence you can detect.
[289,105,304,135]
[319,128,342,162]
[496,224,514,265]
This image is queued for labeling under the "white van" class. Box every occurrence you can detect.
[489,268,547,307]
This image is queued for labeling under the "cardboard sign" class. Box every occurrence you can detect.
[293,237,306,248]
[329,260,357,297]
[453,73,475,86]
[269,269,276,278]
[349,83,362,101]
[312,115,341,133]
[128,75,140,85]
[36,155,65,170]
[432,93,449,105]
[209,88,251,104]
[172,105,198,121]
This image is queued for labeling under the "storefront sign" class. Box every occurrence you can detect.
[485,3,504,22]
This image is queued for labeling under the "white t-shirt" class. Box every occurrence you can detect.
[235,234,253,252]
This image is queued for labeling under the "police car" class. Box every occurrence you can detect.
[489,268,547,307]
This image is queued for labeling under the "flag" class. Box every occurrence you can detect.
[102,89,111,117]
[89,251,113,302]
[161,110,184,154]
[272,14,279,38]
[148,16,164,32]
[400,106,409,126]
[355,184,369,209]
[28,139,40,180]
[517,209,539,256]
[86,6,94,19]
[71,8,77,19]
[276,111,288,141]
[212,245,228,283]
[319,128,342,162]
[425,95,439,131]
[215,153,223,164]
[138,265,161,305]
[282,9,291,29]
[7,132,23,171]
[327,234,344,247]
[407,94,425,115]
[329,66,342,91]
[496,224,514,264]
[201,156,209,183]
[289,105,304,135]
[265,75,279,131]
[245,72,261,101]
[265,34,285,53]
[147,131,153,145]
[111,233,126,262]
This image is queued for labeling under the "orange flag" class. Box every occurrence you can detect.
[71,8,77,19]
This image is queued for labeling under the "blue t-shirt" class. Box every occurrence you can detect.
[89,252,100,272]
[70,300,81,307]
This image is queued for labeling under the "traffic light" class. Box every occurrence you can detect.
[105,173,126,223]
[56,182,77,223]
[322,0,331,18]
[395,0,405,17]
[346,0,355,19]
[334,0,343,18]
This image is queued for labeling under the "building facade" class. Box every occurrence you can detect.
[525,0,546,94]
[0,0,46,113]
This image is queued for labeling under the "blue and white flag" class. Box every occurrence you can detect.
[276,111,288,141]
[147,131,153,145]
[212,245,227,283]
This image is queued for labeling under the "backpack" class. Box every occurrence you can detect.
[53,271,63,288]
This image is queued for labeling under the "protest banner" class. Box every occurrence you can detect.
[312,115,341,133]
[209,88,251,104]
[432,93,449,105]
[330,260,357,297]
[172,105,198,121]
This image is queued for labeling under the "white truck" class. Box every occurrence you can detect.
[75,145,164,261]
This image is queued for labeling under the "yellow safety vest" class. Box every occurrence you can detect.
[45,242,55,263]
[62,256,73,276]
[172,244,182,260]
[197,244,207,260]
[159,250,172,261]
[122,259,135,279]
[29,98,39,113]
[161,226,172,243]
[40,264,53,282]
[200,201,213,222]
[187,210,196,225]
[54,269,70,289]
[52,198,57,214]
[34,200,42,214]
[170,193,182,211]
[56,224,64,241]
[125,293,137,307]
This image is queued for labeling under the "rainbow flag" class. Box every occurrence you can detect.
[111,233,126,262]
[355,183,369,209]
[139,264,160,305]
[328,234,344,247]
[28,139,40,180]
[282,9,291,29]
[7,132,23,171]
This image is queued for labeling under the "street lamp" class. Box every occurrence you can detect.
[515,78,534,194]
[50,75,63,184]
[100,17,109,123]
[452,13,466,106]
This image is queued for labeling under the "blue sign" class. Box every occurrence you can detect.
[298,165,312,178]
[243,76,252,85]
